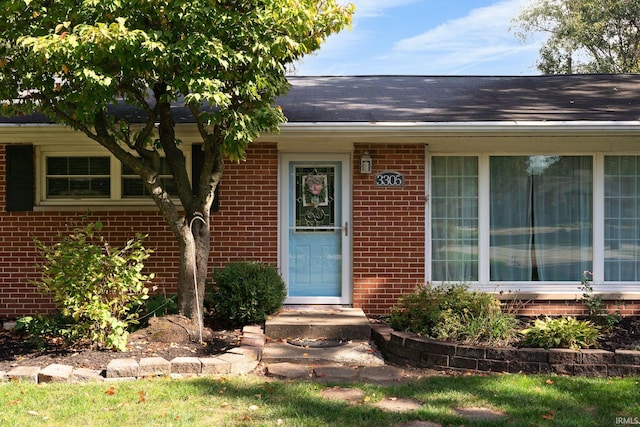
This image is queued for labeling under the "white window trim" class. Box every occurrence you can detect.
[35,144,191,207]
[427,151,640,295]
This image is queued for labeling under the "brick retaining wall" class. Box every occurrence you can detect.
[371,323,640,377]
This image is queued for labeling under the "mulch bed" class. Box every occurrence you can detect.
[0,316,242,373]
[1,316,639,375]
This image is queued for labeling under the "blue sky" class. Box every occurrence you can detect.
[296,0,545,76]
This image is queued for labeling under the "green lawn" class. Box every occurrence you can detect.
[1,373,637,426]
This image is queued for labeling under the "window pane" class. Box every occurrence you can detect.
[431,156,478,282]
[490,156,592,281]
[122,158,177,198]
[605,156,640,281]
[46,156,110,198]
[47,158,68,175]
[90,157,110,174]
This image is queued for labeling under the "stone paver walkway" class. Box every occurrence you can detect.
[0,323,509,426]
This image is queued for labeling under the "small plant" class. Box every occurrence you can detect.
[580,271,621,330]
[13,313,75,350]
[33,221,153,351]
[388,283,521,346]
[521,316,600,350]
[208,261,286,326]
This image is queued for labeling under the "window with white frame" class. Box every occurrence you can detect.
[46,156,111,198]
[38,146,187,205]
[121,157,177,198]
[430,154,640,285]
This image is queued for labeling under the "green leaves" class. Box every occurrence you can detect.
[513,0,640,74]
[33,221,153,351]
[0,0,352,321]
[521,316,600,350]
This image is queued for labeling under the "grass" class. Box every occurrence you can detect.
[0,373,638,426]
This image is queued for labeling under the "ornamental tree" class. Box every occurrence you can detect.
[513,0,640,74]
[0,0,353,327]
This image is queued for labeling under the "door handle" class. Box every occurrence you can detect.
[344,221,349,237]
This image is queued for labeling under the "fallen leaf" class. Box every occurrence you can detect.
[138,391,146,403]
[27,410,38,416]
[248,405,259,411]
[8,399,22,405]
[221,402,230,408]
[542,410,555,420]
[105,387,116,395]
[545,379,554,385]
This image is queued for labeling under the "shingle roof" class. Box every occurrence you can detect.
[279,74,640,123]
[2,74,639,124]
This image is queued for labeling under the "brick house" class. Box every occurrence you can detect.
[2,74,640,318]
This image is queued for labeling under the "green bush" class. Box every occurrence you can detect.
[13,313,75,350]
[388,283,520,346]
[521,316,600,350]
[33,221,153,351]
[209,261,286,326]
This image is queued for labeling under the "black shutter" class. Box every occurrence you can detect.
[191,144,219,212]
[6,145,34,212]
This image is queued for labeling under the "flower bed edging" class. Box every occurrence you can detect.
[371,323,640,377]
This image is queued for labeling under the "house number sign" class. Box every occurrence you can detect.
[375,171,404,187]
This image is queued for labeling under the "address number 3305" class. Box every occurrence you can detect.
[375,171,404,187]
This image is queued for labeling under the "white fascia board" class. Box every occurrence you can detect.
[277,121,640,134]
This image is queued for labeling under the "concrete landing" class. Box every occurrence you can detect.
[265,307,371,341]
[262,340,385,366]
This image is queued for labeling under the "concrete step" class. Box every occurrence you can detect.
[265,307,371,341]
[262,340,385,366]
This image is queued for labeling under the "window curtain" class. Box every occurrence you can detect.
[490,156,592,281]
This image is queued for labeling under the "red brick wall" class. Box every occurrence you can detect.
[352,144,426,316]
[514,300,640,317]
[2,140,639,320]
[0,143,278,318]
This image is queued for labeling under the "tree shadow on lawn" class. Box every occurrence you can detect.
[177,373,637,427]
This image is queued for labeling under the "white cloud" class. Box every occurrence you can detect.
[393,0,537,63]
[296,0,544,76]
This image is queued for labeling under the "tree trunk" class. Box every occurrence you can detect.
[176,212,211,330]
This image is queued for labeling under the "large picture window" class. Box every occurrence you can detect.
[489,156,592,281]
[431,154,640,286]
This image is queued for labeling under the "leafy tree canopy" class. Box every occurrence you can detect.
[0,0,353,160]
[0,0,353,322]
[513,0,640,74]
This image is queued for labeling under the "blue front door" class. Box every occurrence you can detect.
[281,155,351,304]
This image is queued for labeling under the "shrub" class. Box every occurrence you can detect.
[388,283,521,346]
[33,221,153,351]
[209,261,286,326]
[521,316,600,350]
